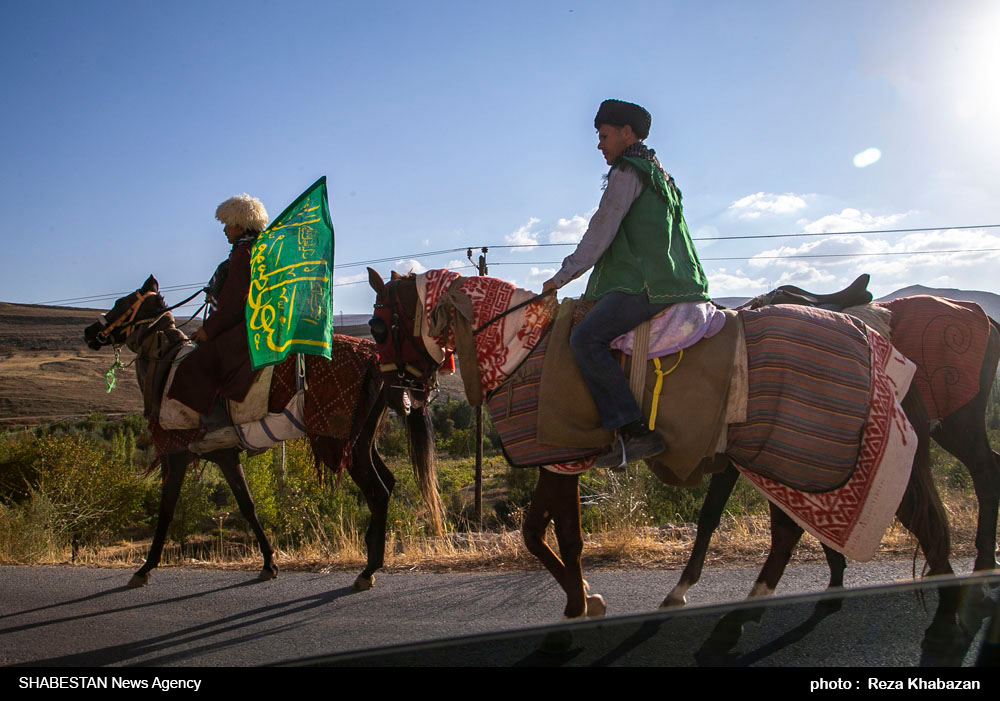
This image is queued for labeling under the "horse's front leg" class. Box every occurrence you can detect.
[346,439,395,591]
[522,469,603,619]
[130,453,189,587]
[663,463,740,607]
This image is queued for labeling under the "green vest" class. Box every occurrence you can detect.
[584,156,710,303]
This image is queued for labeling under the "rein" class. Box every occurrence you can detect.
[472,290,553,336]
[98,287,207,344]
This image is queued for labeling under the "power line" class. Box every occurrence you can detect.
[28,222,1000,305]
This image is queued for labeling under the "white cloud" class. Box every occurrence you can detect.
[393,258,426,275]
[801,208,912,234]
[728,192,808,220]
[446,259,466,271]
[739,214,1000,297]
[505,217,541,250]
[549,214,589,244]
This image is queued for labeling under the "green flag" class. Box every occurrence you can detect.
[246,176,334,370]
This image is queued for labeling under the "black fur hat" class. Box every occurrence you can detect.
[594,99,651,139]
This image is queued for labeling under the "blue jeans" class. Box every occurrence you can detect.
[570,290,670,431]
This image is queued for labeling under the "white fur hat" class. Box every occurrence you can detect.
[215,193,269,232]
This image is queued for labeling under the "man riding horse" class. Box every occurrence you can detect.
[542,99,711,469]
[167,193,270,452]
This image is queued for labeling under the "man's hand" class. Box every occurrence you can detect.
[542,279,559,295]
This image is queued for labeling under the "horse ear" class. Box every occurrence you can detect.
[141,275,159,294]
[390,271,404,281]
[368,267,385,296]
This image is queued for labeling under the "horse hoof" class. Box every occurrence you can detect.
[258,566,278,581]
[660,595,687,608]
[128,572,150,588]
[353,574,374,591]
[585,594,607,618]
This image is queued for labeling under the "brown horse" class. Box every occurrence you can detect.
[84,275,441,590]
[665,294,1000,608]
[369,268,953,619]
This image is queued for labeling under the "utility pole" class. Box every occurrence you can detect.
[468,247,487,529]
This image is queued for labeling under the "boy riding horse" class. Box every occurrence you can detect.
[543,99,710,469]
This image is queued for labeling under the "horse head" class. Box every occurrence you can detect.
[84,275,168,351]
[367,267,445,405]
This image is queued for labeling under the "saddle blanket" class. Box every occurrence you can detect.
[417,270,558,394]
[735,325,917,561]
[726,305,873,491]
[486,327,605,467]
[148,335,379,458]
[158,344,274,430]
[875,295,990,420]
[610,301,727,359]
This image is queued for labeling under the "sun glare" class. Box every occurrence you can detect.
[853,147,882,168]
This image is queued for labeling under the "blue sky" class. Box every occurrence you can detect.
[2,0,998,315]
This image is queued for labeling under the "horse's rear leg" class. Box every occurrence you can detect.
[822,543,847,588]
[899,390,953,578]
[522,469,601,619]
[662,463,739,608]
[933,404,1000,571]
[749,502,805,599]
[214,450,277,580]
[130,453,189,587]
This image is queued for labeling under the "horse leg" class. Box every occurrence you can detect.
[522,469,599,619]
[346,438,395,591]
[898,390,953,578]
[821,543,847,588]
[933,403,1000,572]
[213,450,277,581]
[129,453,189,587]
[748,501,805,599]
[662,463,740,608]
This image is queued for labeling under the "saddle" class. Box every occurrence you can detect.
[533,298,745,485]
[158,346,273,430]
[753,273,873,311]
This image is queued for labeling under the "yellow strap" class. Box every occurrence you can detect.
[648,349,683,431]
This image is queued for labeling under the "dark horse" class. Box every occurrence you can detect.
[84,275,442,590]
[370,269,953,618]
[664,293,1000,608]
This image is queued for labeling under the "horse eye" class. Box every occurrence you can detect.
[369,317,389,344]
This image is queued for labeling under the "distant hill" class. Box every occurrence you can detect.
[877,286,1000,320]
[0,302,373,426]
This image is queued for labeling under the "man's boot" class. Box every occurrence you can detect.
[595,419,665,469]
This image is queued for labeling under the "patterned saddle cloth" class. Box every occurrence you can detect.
[149,335,380,457]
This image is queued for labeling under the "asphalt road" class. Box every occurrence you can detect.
[1,558,994,668]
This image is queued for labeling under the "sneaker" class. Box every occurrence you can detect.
[188,427,242,454]
[594,430,666,470]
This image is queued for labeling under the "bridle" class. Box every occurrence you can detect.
[95,287,207,348]
[369,278,446,392]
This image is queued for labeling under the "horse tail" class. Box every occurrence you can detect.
[399,395,445,536]
[897,388,952,576]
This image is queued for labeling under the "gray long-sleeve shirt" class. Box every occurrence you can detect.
[547,166,643,289]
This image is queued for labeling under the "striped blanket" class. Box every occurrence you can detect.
[734,320,917,560]
[726,306,873,491]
